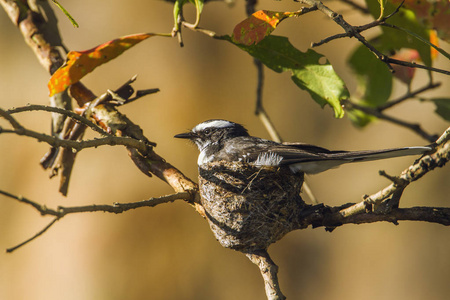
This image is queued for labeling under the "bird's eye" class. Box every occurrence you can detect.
[203,129,211,134]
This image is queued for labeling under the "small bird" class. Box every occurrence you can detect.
[174,119,431,174]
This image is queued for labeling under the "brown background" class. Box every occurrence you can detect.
[1,0,449,299]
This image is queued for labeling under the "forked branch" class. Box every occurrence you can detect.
[1,190,193,253]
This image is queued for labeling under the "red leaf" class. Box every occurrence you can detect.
[232,10,295,46]
[390,0,450,42]
[48,33,153,96]
[390,49,420,85]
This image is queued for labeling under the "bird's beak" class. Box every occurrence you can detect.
[174,131,195,139]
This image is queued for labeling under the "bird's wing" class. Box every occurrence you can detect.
[222,137,430,174]
[222,137,330,165]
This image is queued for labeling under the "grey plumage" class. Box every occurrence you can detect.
[175,119,431,174]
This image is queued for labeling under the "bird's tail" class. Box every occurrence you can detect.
[328,146,431,162]
[290,146,431,174]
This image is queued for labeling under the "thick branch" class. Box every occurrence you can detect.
[296,204,450,231]
[246,250,285,300]
[0,0,199,199]
[0,0,66,73]
[339,128,449,218]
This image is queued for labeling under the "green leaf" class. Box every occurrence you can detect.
[347,40,393,127]
[224,35,349,118]
[365,0,432,67]
[347,108,376,127]
[348,41,393,107]
[431,98,450,121]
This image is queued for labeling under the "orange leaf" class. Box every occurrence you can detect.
[232,10,295,46]
[48,33,153,96]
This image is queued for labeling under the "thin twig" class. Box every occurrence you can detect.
[7,105,110,136]
[386,57,450,76]
[1,190,193,252]
[378,82,441,111]
[311,2,400,47]
[0,107,23,130]
[6,217,60,253]
[303,0,450,75]
[0,190,58,216]
[0,121,152,153]
[343,100,438,142]
[297,0,394,71]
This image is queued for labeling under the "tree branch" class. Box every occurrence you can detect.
[246,250,286,300]
[7,104,111,136]
[377,82,441,111]
[0,0,200,199]
[339,128,449,219]
[343,100,439,142]
[1,190,193,252]
[0,108,152,154]
[300,0,450,75]
[296,204,450,230]
[6,217,60,253]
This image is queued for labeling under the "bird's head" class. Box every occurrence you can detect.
[174,119,249,151]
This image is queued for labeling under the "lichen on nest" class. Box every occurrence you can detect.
[198,161,306,252]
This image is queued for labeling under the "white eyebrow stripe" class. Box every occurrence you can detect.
[193,120,234,132]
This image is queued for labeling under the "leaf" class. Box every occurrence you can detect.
[48,33,153,96]
[390,0,450,42]
[349,41,392,106]
[390,49,419,85]
[348,41,393,126]
[232,10,296,46]
[224,35,349,118]
[365,0,432,66]
[431,98,450,121]
[347,107,376,127]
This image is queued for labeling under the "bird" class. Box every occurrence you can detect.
[174,119,431,174]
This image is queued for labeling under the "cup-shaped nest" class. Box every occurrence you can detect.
[199,161,306,252]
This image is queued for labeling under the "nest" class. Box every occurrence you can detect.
[198,161,306,252]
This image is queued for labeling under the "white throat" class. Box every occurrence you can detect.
[198,148,213,165]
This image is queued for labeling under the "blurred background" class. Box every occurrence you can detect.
[0,0,449,299]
